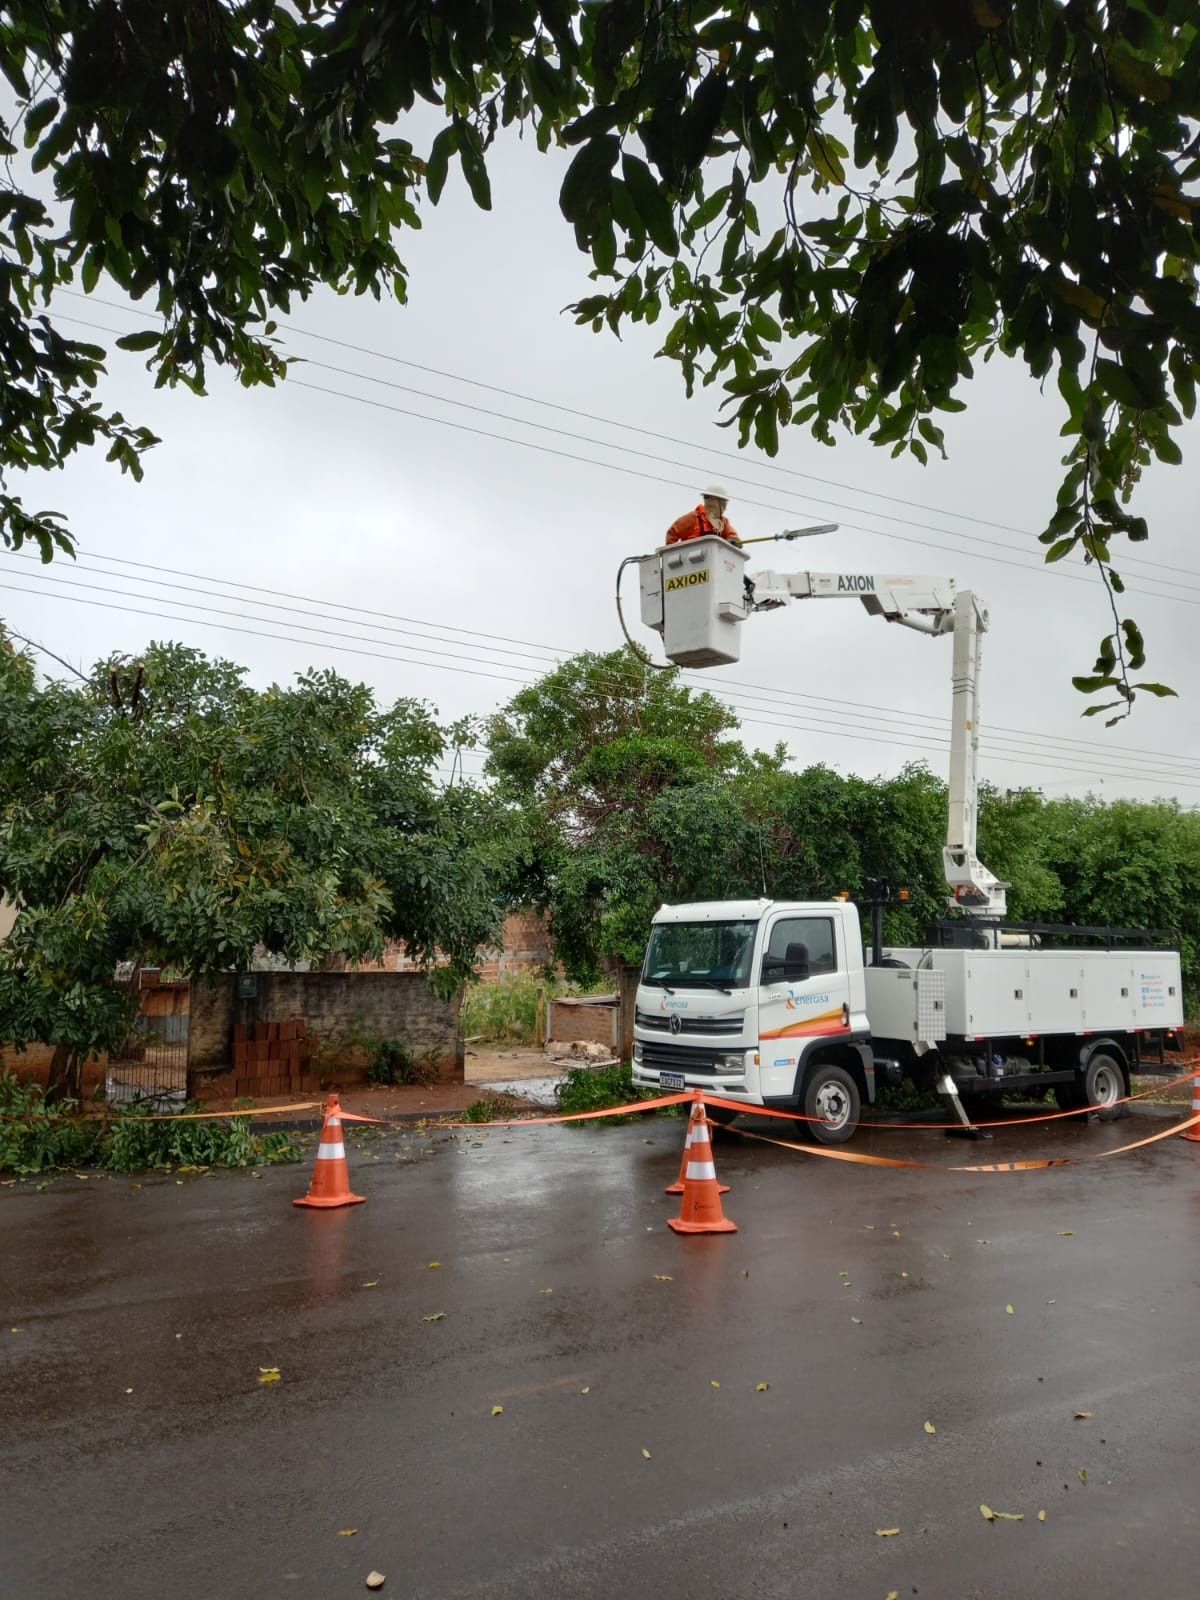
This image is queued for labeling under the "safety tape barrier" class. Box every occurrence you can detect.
[3,1063,1195,1135]
[726,1109,1200,1173]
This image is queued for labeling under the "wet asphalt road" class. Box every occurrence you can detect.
[3,1109,1200,1600]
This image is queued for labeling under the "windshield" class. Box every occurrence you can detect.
[642,920,758,988]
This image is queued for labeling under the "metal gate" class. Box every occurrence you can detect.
[106,1004,189,1112]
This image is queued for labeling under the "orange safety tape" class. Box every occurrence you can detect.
[702,1061,1200,1132]
[0,1100,327,1125]
[727,1110,1200,1173]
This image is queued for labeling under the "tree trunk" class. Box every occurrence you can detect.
[44,1042,82,1104]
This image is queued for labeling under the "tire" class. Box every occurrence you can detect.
[1076,1049,1129,1122]
[796,1064,861,1145]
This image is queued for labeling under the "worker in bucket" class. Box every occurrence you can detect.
[666,483,742,546]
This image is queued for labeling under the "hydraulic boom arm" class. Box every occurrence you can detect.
[635,540,1007,915]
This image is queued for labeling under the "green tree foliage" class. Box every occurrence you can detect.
[488,650,1200,992]
[3,3,1195,703]
[0,633,505,1098]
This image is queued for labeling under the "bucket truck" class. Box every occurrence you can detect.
[625,534,1184,1142]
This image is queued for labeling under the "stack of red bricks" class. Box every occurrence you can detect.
[232,1021,319,1098]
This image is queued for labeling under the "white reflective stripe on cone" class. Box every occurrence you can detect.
[317,1142,347,1161]
[686,1161,717,1181]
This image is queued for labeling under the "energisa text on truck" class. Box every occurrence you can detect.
[621,523,1185,1141]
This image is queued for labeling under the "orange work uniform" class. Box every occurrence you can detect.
[666,505,741,545]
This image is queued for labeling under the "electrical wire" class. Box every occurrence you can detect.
[7,568,1200,790]
[46,307,1198,608]
[60,287,1200,585]
[61,548,1200,769]
[13,545,1200,777]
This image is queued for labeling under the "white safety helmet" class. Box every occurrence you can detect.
[702,482,732,503]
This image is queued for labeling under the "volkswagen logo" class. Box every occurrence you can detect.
[669,1013,682,1036]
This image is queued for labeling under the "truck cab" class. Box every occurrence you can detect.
[631,898,875,1143]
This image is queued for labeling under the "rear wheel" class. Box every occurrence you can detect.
[1078,1050,1129,1121]
[796,1064,861,1146]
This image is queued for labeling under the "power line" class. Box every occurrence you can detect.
[47,307,1198,608]
[10,545,1200,780]
[7,568,1199,790]
[38,547,1200,775]
[61,287,1200,585]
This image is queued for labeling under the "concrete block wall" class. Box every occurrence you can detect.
[189,970,463,1085]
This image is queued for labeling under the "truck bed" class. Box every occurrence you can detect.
[880,946,1183,1039]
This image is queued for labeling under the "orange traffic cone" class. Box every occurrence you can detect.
[666,1103,730,1195]
[294,1094,365,1208]
[668,1092,736,1235]
[1181,1069,1200,1143]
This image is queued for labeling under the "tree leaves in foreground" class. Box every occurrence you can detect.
[0,632,505,1098]
[2,2,1198,708]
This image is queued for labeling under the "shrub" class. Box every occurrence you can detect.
[459,1094,525,1123]
[0,1068,301,1174]
[367,1038,439,1088]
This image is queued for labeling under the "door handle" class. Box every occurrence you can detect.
[842,1002,850,1028]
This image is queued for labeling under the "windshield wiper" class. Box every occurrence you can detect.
[647,976,675,993]
[691,978,734,994]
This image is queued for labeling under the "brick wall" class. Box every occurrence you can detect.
[547,998,619,1050]
[189,970,463,1086]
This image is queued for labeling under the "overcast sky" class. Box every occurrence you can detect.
[2,122,1198,806]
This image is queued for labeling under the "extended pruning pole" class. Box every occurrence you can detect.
[736,523,840,547]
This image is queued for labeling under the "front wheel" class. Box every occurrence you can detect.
[796,1064,861,1146]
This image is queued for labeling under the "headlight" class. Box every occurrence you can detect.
[718,1053,746,1074]
[632,1044,643,1065]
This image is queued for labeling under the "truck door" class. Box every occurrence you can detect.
[758,914,852,1082]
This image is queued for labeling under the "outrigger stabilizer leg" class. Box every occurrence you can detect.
[939,1075,993,1141]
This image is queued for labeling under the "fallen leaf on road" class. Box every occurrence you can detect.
[258,1367,281,1384]
[74,1173,88,1181]
[980,1505,995,1521]
[923,1421,936,1435]
[1047,1299,1057,1305]
[851,1317,863,1325]
[864,1224,875,1230]
[711,1381,720,1389]
[491,1406,503,1417]
[642,1448,651,1459]
[1038,1510,1047,1522]
[362,1280,379,1289]
[1074,1411,1093,1420]
[365,1573,386,1590]
[875,1528,900,1537]
[124,1387,133,1395]
[901,1272,909,1279]
[839,1270,849,1277]
[428,1262,441,1270]
[9,1328,22,1334]
[743,1269,750,1277]
[421,1313,445,1322]
[339,1529,357,1536]
[1079,1468,1088,1483]
[540,1288,553,1295]
[977,1239,989,1245]
[756,1382,769,1392]
[653,1275,673,1282]
[843,1281,853,1288]
[1058,1231,1073,1237]
[887,1592,900,1600]
[580,1387,590,1395]
[892,1231,901,1238]
[1005,1304,1014,1315]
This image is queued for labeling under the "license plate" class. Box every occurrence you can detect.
[659,1072,686,1090]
